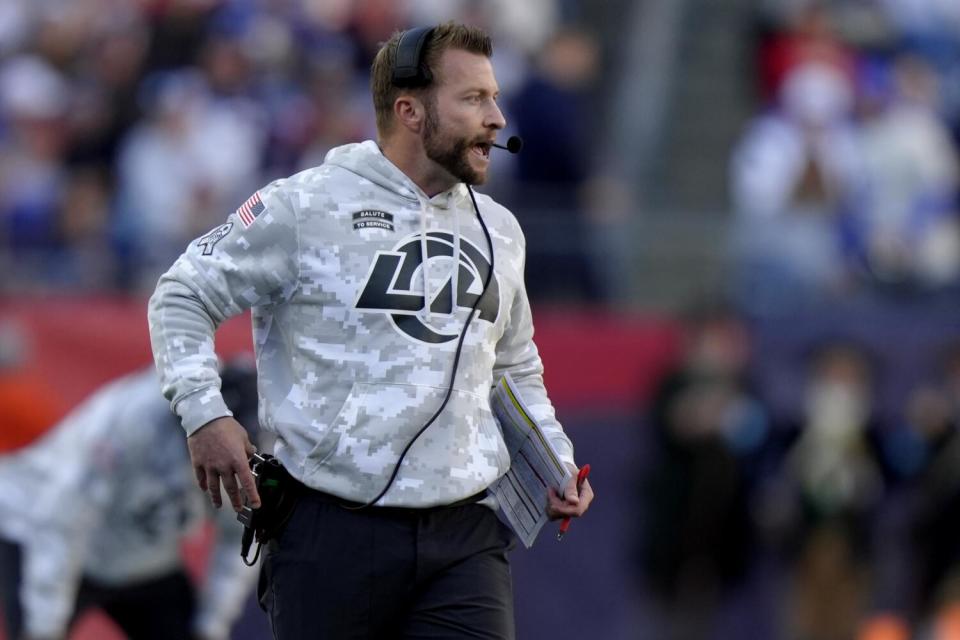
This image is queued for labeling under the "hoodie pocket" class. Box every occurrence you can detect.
[303,382,509,497]
[304,382,447,473]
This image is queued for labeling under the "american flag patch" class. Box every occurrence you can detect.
[236,192,265,228]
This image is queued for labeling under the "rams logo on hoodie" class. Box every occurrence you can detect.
[355,231,499,344]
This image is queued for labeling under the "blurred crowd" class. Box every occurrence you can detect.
[635,302,960,640]
[730,0,960,313]
[636,2,960,637]
[0,0,606,299]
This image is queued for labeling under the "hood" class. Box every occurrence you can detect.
[325,140,476,322]
[324,140,467,210]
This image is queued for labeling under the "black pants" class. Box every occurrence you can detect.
[258,491,517,639]
[0,534,195,640]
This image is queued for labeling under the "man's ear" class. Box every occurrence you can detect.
[394,95,424,134]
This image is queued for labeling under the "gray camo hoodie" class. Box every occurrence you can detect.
[148,140,573,507]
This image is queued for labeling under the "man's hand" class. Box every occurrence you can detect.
[188,416,261,511]
[546,464,594,520]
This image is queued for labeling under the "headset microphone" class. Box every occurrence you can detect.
[492,136,524,154]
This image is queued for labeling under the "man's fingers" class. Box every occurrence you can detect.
[547,504,578,519]
[546,488,576,519]
[221,470,245,513]
[238,465,261,509]
[546,478,594,520]
[203,461,260,512]
[187,417,256,510]
[207,469,223,508]
[194,466,208,492]
[579,479,594,508]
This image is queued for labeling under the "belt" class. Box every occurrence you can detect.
[280,465,489,514]
[284,469,487,513]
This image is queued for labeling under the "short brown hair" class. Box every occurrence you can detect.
[370,22,493,137]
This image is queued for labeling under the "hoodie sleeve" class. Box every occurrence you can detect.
[492,253,575,468]
[148,183,300,434]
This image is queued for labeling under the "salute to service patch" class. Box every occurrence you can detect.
[236,192,265,228]
[352,210,395,231]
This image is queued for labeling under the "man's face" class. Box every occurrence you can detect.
[421,49,506,186]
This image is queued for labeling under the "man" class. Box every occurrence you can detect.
[0,362,260,640]
[148,21,593,639]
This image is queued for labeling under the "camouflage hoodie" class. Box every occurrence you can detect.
[148,140,574,507]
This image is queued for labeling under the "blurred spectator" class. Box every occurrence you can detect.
[730,59,865,311]
[508,27,603,302]
[636,302,771,639]
[292,55,374,173]
[142,0,222,73]
[878,344,960,628]
[511,28,597,200]
[755,2,858,105]
[771,340,885,640]
[0,361,260,640]
[878,0,960,138]
[114,69,266,289]
[0,55,71,286]
[64,22,147,174]
[743,0,960,306]
[852,53,960,289]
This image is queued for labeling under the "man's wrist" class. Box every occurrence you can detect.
[176,387,232,435]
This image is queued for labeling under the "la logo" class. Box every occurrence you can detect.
[355,232,499,344]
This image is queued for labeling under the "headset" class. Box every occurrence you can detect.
[392,26,436,88]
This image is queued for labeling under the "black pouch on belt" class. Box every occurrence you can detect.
[238,453,301,566]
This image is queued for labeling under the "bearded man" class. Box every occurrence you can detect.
[147,22,592,640]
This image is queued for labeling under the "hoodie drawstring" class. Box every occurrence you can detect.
[451,203,461,315]
[417,193,463,321]
[417,195,432,321]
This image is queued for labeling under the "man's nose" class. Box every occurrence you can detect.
[486,102,506,130]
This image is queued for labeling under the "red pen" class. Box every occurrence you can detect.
[557,463,590,540]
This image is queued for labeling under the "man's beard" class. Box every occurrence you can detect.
[422,101,486,186]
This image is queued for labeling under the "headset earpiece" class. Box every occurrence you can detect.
[392,26,435,88]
